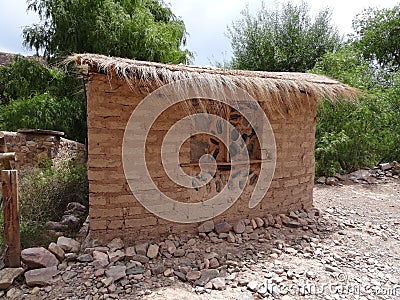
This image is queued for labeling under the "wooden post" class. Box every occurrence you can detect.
[2,170,20,267]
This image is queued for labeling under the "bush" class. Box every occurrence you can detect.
[15,159,88,248]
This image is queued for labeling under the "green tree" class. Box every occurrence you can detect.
[0,57,86,142]
[227,1,341,72]
[23,0,192,64]
[352,5,400,72]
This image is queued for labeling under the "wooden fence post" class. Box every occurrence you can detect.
[2,170,20,267]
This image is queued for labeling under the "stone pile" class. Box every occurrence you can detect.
[317,160,400,185]
[45,202,87,233]
[0,209,321,298]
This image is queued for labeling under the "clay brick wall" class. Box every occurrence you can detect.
[87,73,316,243]
[0,130,86,171]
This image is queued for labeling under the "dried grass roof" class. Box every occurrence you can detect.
[69,53,358,114]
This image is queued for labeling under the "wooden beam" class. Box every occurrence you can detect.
[2,170,21,267]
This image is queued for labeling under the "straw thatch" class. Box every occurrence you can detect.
[69,53,358,115]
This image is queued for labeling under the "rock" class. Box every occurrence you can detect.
[125,247,136,260]
[5,287,23,299]
[57,236,80,253]
[0,268,24,289]
[60,214,81,230]
[25,266,59,286]
[174,271,186,282]
[306,271,316,279]
[379,162,392,171]
[105,266,126,281]
[126,266,145,275]
[279,214,291,225]
[62,271,77,281]
[147,244,159,259]
[326,177,337,185]
[173,248,185,257]
[247,280,259,292]
[233,220,246,234]
[135,243,149,256]
[65,202,86,214]
[255,217,264,227]
[45,221,68,232]
[227,232,236,243]
[165,240,176,254]
[93,250,108,262]
[209,258,220,269]
[48,242,65,262]
[107,238,124,252]
[198,220,215,233]
[210,277,226,290]
[108,250,125,263]
[21,247,59,269]
[64,253,77,262]
[316,176,326,184]
[186,271,201,282]
[286,220,301,228]
[77,254,93,263]
[150,264,164,275]
[265,214,275,226]
[132,255,149,264]
[164,268,174,277]
[194,269,219,286]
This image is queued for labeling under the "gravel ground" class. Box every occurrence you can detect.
[5,180,400,300]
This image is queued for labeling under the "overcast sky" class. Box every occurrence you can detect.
[0,0,398,66]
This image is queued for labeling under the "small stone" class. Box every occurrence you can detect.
[379,162,392,171]
[209,258,220,269]
[174,271,187,282]
[214,222,232,234]
[210,277,226,290]
[285,247,297,255]
[164,268,174,277]
[165,240,176,254]
[0,268,24,289]
[135,243,149,256]
[147,244,159,259]
[25,266,59,286]
[227,232,236,243]
[77,254,93,263]
[108,250,125,263]
[186,271,201,282]
[326,177,337,185]
[126,266,145,275]
[64,253,77,262]
[316,176,326,184]
[48,242,65,262]
[62,271,77,281]
[6,287,23,299]
[93,250,108,262]
[255,217,264,227]
[57,236,80,253]
[247,280,259,292]
[173,248,185,257]
[198,220,215,233]
[105,266,126,281]
[125,247,136,260]
[132,255,149,264]
[21,247,59,269]
[101,277,114,287]
[265,214,275,226]
[233,220,246,234]
[150,264,164,275]
[31,287,41,294]
[107,238,124,252]
[194,269,219,286]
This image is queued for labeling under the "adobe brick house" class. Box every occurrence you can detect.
[72,53,356,243]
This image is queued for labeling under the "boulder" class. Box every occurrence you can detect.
[21,247,59,269]
[25,266,59,286]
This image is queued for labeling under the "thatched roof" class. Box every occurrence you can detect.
[70,53,358,114]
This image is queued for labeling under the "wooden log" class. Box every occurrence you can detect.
[2,170,21,267]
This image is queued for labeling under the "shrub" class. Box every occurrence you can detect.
[16,159,88,248]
